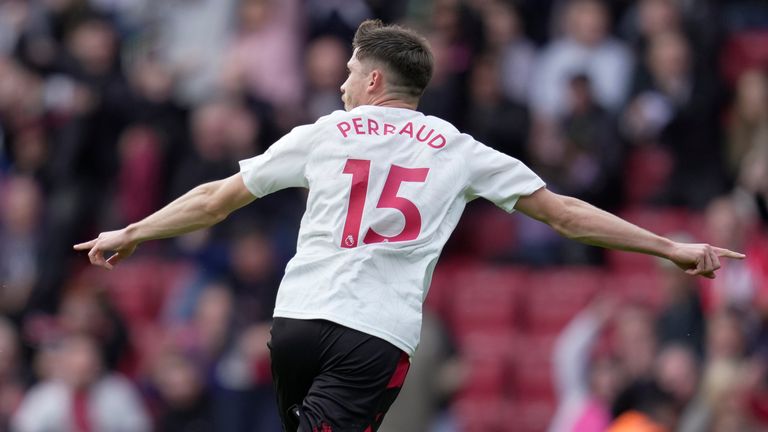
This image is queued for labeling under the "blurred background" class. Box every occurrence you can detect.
[0,0,767,431]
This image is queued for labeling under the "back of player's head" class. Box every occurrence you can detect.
[352,19,434,99]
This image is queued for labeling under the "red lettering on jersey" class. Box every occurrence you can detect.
[428,134,446,148]
[368,118,380,135]
[383,123,396,135]
[352,117,364,135]
[415,125,434,142]
[398,122,414,138]
[337,122,351,138]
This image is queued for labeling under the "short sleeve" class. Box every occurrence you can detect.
[465,140,546,212]
[238,124,314,197]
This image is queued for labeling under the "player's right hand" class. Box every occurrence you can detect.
[73,229,138,270]
[668,242,746,279]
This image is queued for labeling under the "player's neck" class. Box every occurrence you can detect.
[368,94,418,110]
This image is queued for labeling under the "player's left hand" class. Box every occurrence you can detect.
[668,242,746,279]
[73,229,138,270]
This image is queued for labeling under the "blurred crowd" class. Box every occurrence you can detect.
[0,0,767,431]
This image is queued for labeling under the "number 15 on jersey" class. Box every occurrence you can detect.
[340,159,430,248]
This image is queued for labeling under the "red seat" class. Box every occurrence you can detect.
[449,268,527,336]
[606,270,665,309]
[463,204,519,260]
[623,146,674,207]
[503,399,557,432]
[521,269,603,333]
[423,262,459,319]
[457,330,517,397]
[721,30,768,85]
[452,396,506,432]
[510,334,557,401]
[103,259,194,324]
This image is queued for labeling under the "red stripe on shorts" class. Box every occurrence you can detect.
[386,352,410,389]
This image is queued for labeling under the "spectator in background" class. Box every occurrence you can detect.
[419,0,485,128]
[0,318,27,430]
[526,73,622,263]
[655,246,706,355]
[553,73,621,209]
[13,334,150,432]
[57,287,131,372]
[0,175,42,317]
[226,227,281,325]
[154,0,237,104]
[125,57,189,201]
[608,380,677,431]
[622,30,724,208]
[303,36,348,122]
[737,138,768,225]
[220,0,304,128]
[170,99,258,200]
[480,0,536,105]
[549,296,625,432]
[305,0,373,41]
[530,0,633,118]
[165,282,234,367]
[379,311,463,432]
[417,32,464,128]
[464,54,529,160]
[728,69,768,181]
[681,307,758,430]
[614,304,657,381]
[704,196,765,312]
[150,349,214,432]
[730,70,768,225]
[621,0,683,54]
[214,322,281,431]
[115,125,164,226]
[653,343,703,430]
[6,124,49,183]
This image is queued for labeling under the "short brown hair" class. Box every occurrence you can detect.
[352,20,434,98]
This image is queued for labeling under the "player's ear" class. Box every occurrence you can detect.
[367,69,385,93]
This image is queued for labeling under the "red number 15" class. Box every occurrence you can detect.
[340,159,429,248]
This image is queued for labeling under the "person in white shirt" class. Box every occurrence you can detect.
[75,19,744,432]
[12,334,150,432]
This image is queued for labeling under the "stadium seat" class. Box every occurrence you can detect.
[521,268,603,334]
[462,203,519,260]
[503,399,557,432]
[448,267,527,337]
[623,146,674,207]
[606,269,665,308]
[452,396,507,432]
[457,330,517,398]
[423,260,462,319]
[509,334,557,401]
[721,30,768,85]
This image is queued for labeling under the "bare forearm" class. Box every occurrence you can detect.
[552,197,674,259]
[126,181,228,244]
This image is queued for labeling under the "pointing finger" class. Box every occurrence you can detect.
[713,247,746,259]
[73,239,97,251]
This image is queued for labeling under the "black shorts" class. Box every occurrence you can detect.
[268,317,410,432]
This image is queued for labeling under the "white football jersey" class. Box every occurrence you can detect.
[239,105,545,355]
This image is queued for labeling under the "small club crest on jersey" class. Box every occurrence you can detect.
[345,235,355,247]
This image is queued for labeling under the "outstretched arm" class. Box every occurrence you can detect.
[514,188,745,278]
[74,173,255,269]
